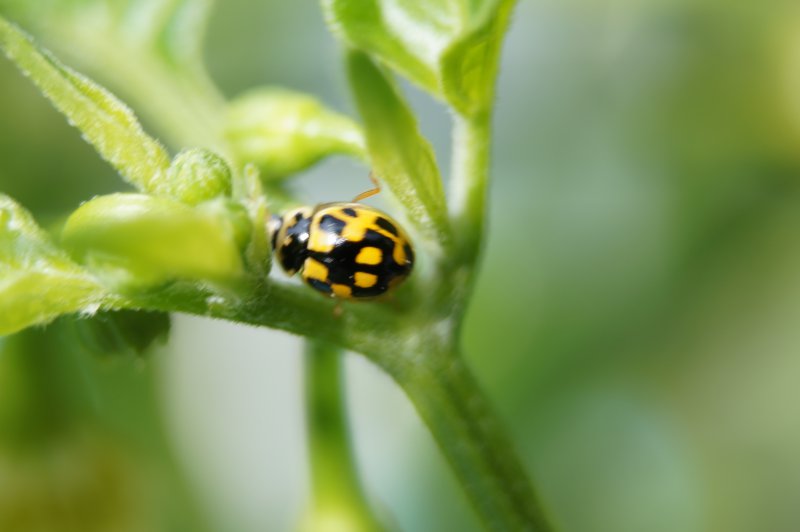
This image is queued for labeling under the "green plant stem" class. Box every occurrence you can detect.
[377,337,553,532]
[124,281,394,353]
[449,110,491,273]
[127,283,552,530]
[302,340,383,531]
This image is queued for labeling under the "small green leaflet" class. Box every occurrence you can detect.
[149,0,217,67]
[61,193,247,290]
[441,0,517,117]
[0,15,171,192]
[322,0,518,116]
[0,195,109,336]
[225,88,366,180]
[347,52,451,249]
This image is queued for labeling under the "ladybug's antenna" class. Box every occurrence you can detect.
[352,171,381,202]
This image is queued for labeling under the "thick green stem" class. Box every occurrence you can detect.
[377,339,553,532]
[449,111,492,271]
[442,111,493,318]
[301,340,383,532]
[125,286,553,529]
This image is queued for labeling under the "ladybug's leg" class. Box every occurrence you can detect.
[332,301,344,318]
[352,171,381,202]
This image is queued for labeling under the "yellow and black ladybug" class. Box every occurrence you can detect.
[268,180,414,299]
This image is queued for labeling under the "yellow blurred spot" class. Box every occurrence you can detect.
[340,215,371,242]
[392,242,407,265]
[331,284,352,298]
[355,247,382,265]
[308,218,336,252]
[303,258,328,281]
[354,272,377,288]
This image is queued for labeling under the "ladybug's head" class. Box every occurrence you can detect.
[269,206,313,275]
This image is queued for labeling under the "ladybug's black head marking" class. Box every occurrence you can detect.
[267,214,282,251]
[272,207,313,275]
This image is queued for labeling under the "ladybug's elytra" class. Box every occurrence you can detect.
[268,181,414,299]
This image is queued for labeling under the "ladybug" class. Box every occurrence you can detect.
[268,181,414,299]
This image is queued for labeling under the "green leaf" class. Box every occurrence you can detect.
[440,0,516,116]
[0,1,227,150]
[74,310,171,357]
[0,0,214,70]
[322,0,517,116]
[61,193,247,289]
[347,52,451,247]
[225,88,366,180]
[322,0,461,96]
[149,0,216,68]
[0,195,108,336]
[0,15,171,191]
[240,164,272,277]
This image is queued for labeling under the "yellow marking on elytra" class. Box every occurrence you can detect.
[331,284,352,298]
[340,214,373,242]
[303,258,328,281]
[308,218,336,253]
[355,247,383,265]
[354,272,378,288]
[392,241,407,265]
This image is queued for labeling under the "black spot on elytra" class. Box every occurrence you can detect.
[375,217,398,236]
[306,226,413,298]
[319,214,346,236]
[342,207,357,217]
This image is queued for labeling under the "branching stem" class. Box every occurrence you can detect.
[127,284,554,531]
[1,3,555,531]
[375,335,554,532]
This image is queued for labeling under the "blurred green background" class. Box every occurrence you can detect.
[3,1,800,531]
